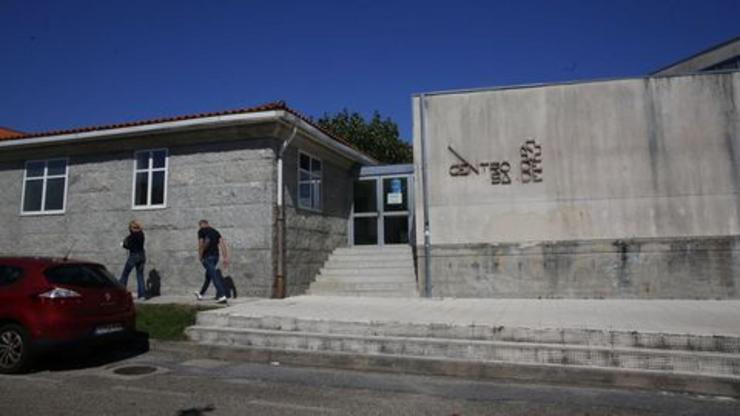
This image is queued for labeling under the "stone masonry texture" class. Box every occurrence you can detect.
[281,142,355,296]
[0,125,359,298]
[0,131,277,297]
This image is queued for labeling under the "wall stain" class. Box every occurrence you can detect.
[645,78,665,192]
[719,76,740,225]
[613,240,635,292]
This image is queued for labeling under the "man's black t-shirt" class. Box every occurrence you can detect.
[198,227,221,258]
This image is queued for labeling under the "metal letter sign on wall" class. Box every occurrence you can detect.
[520,139,543,183]
[448,139,543,185]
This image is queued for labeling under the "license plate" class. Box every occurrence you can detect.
[94,324,124,335]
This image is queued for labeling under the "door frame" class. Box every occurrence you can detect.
[350,165,415,246]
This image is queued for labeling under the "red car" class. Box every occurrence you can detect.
[0,257,135,374]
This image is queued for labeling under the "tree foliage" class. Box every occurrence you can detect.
[316,109,412,164]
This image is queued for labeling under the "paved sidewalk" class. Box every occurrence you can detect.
[134,295,259,307]
[206,296,740,336]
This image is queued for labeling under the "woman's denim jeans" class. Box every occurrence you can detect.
[120,252,146,299]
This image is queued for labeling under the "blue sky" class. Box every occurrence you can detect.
[0,0,738,141]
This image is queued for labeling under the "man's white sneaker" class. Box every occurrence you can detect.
[194,292,203,301]
[216,296,228,304]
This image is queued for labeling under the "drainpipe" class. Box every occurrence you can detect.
[419,94,432,298]
[275,126,298,298]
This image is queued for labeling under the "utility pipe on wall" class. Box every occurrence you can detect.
[274,126,298,298]
[419,94,432,298]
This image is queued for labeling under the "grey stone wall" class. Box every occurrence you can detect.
[0,129,277,297]
[418,236,740,299]
[282,140,355,296]
[413,71,740,298]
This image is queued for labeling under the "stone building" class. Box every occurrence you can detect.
[412,38,740,298]
[0,103,375,297]
[2,38,739,300]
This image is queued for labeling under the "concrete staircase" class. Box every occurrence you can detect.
[185,298,740,396]
[307,245,418,297]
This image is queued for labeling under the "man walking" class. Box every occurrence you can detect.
[194,219,229,304]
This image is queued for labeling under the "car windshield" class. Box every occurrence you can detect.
[44,263,120,288]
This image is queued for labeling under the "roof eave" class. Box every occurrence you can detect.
[0,110,282,150]
[278,111,378,166]
[0,109,378,166]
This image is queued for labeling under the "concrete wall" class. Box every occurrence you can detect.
[282,136,355,296]
[413,71,740,298]
[0,126,278,297]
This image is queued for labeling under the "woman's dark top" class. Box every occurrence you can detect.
[126,231,145,254]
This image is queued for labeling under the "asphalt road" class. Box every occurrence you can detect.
[0,341,738,416]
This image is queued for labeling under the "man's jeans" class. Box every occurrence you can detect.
[120,252,146,299]
[200,255,226,298]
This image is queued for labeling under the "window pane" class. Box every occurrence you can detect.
[311,158,322,174]
[44,264,118,288]
[299,153,310,170]
[353,180,377,213]
[383,177,408,212]
[312,181,321,210]
[26,162,45,178]
[44,178,65,211]
[353,217,378,245]
[23,179,43,212]
[299,183,311,208]
[47,160,67,176]
[384,216,409,244]
[0,265,24,287]
[151,171,165,205]
[152,150,166,169]
[299,171,310,181]
[136,152,150,170]
[135,172,149,206]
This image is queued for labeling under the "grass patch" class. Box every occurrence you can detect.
[135,303,217,341]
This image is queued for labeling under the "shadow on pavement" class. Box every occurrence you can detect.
[31,330,150,372]
[176,404,216,415]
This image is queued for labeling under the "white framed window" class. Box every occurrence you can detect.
[132,149,168,209]
[21,158,68,215]
[298,151,322,211]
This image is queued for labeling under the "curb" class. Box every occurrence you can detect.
[150,339,740,398]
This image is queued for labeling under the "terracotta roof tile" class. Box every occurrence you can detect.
[0,102,357,151]
[0,126,25,139]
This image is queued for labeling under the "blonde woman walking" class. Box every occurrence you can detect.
[119,219,146,299]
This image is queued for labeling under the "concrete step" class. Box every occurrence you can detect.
[193,313,740,354]
[319,267,414,276]
[306,289,419,297]
[331,247,412,257]
[186,325,740,378]
[314,275,416,284]
[323,259,414,268]
[326,254,413,263]
[309,281,418,292]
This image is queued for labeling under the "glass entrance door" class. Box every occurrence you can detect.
[352,179,378,245]
[351,174,412,246]
[382,177,409,244]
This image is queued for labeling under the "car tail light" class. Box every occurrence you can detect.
[38,287,82,299]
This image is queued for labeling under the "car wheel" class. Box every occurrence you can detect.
[0,324,31,374]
